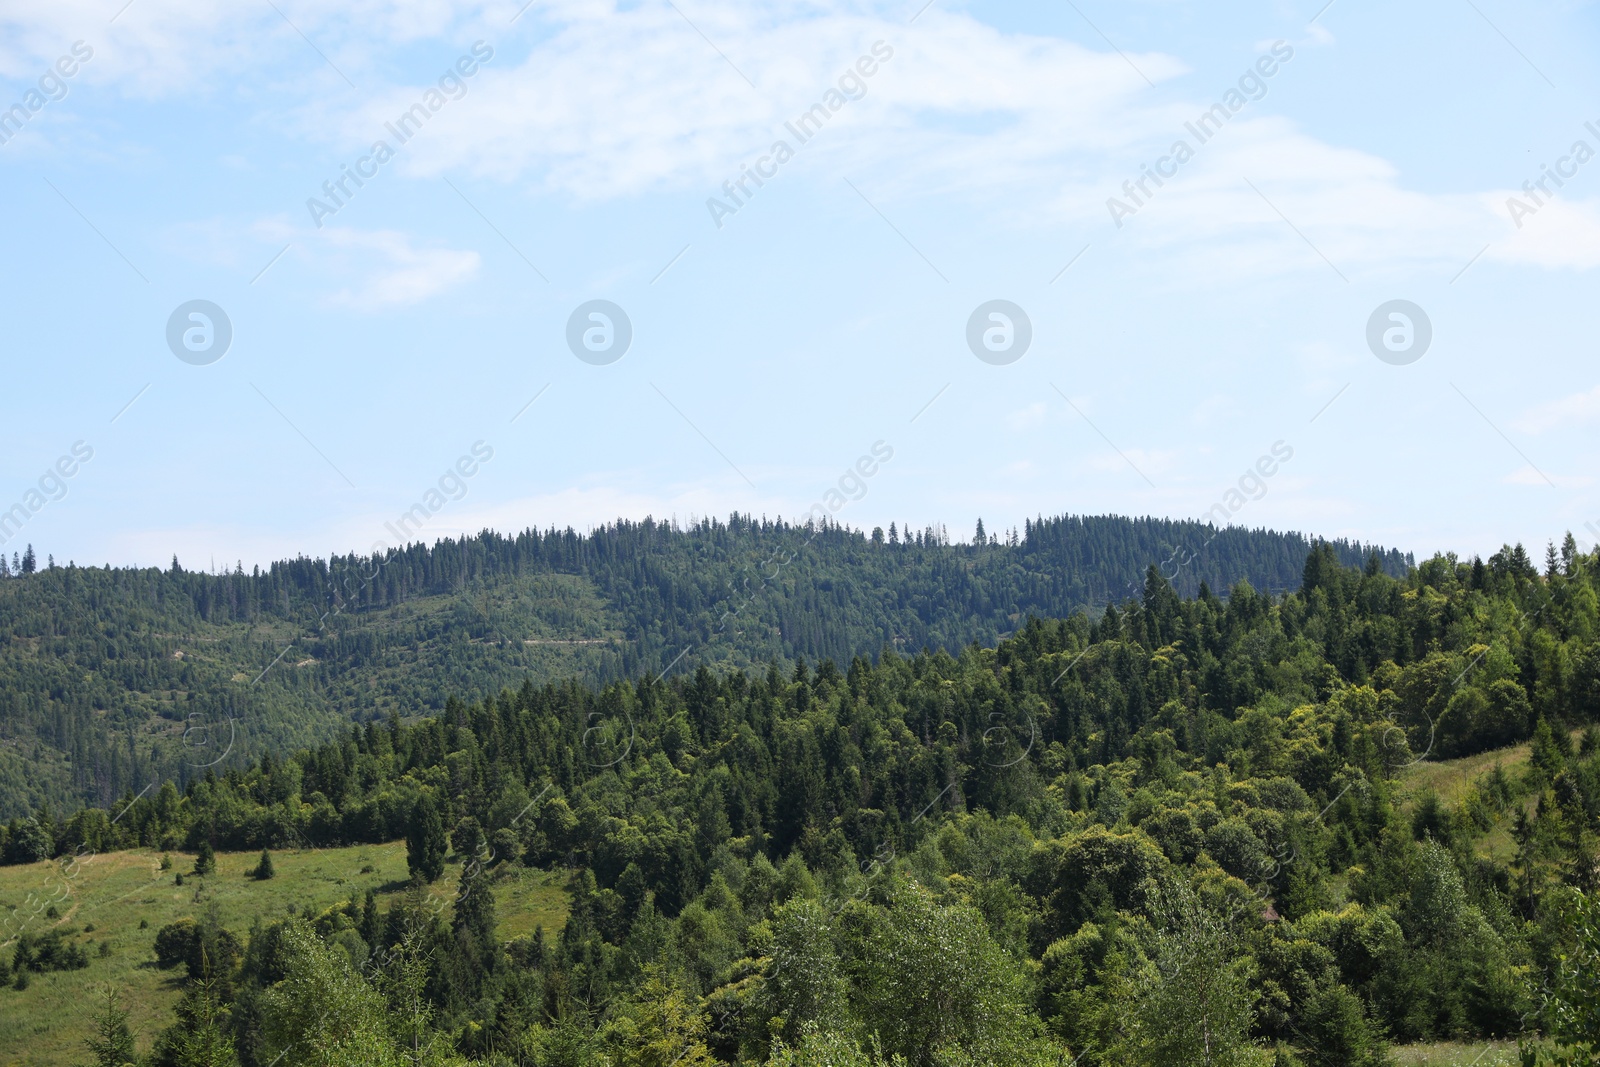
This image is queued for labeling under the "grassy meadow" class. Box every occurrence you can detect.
[0,842,568,1067]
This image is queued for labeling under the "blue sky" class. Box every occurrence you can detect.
[1,0,1597,571]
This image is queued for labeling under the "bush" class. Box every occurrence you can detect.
[13,930,89,973]
[153,919,198,969]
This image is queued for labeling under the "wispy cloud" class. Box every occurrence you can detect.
[1512,385,1600,434]
[321,227,480,309]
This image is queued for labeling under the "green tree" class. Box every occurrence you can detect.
[406,795,446,886]
[1525,889,1600,1066]
[1296,983,1387,1067]
[253,849,275,880]
[1118,890,1259,1067]
[256,919,403,1067]
[84,986,137,1067]
[767,1028,897,1067]
[850,882,1039,1066]
[608,969,715,1067]
[152,975,235,1067]
[759,898,848,1046]
[194,841,216,877]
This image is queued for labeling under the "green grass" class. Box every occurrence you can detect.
[1391,1040,1521,1066]
[1396,729,1585,862]
[1400,743,1535,808]
[0,843,568,1067]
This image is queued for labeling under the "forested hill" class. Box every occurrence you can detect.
[0,513,1408,817]
[2,541,1596,1067]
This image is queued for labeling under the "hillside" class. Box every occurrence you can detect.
[0,513,1408,818]
[2,540,1595,1067]
[0,842,569,1067]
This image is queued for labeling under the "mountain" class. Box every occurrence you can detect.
[0,512,1409,817]
[1,539,1592,1067]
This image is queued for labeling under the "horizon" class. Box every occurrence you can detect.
[0,508,1424,577]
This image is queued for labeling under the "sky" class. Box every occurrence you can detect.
[1,0,1597,572]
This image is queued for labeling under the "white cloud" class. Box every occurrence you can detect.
[1500,465,1591,489]
[1513,384,1600,434]
[320,227,480,309]
[1485,196,1600,270]
[5,0,1592,288]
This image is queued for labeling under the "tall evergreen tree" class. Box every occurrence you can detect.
[84,986,137,1067]
[406,795,445,885]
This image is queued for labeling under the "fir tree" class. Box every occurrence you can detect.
[84,986,138,1067]
[252,848,274,880]
[406,794,446,885]
[153,973,234,1067]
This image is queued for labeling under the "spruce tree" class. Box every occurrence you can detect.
[194,841,215,877]
[85,986,137,1067]
[407,794,446,885]
[360,889,381,949]
[154,975,235,1067]
[253,848,274,880]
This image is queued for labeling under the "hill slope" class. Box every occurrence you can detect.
[0,513,1408,817]
[0,842,568,1067]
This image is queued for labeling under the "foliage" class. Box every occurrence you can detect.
[6,541,1600,1067]
[0,516,1405,818]
[83,986,137,1067]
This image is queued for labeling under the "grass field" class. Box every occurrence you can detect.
[0,842,569,1067]
[1391,1040,1521,1065]
[1395,729,1586,863]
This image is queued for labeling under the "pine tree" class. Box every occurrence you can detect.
[361,889,382,949]
[973,518,986,546]
[407,794,446,885]
[154,974,235,1067]
[612,969,716,1067]
[20,545,35,574]
[85,986,137,1067]
[453,861,498,971]
[1531,717,1569,784]
[194,841,215,877]
[253,848,275,880]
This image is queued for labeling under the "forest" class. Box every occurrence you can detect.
[0,513,1406,818]
[1,537,1596,1066]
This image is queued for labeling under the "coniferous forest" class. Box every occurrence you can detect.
[2,529,1598,1066]
[0,513,1405,818]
